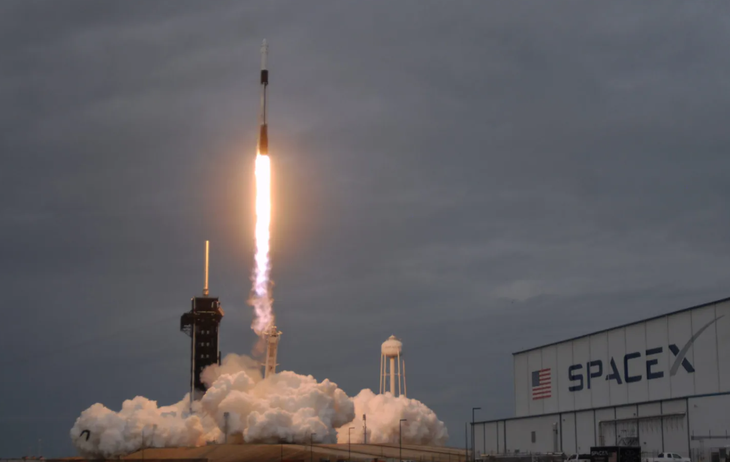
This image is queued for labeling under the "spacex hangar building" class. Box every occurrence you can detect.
[473,297,730,461]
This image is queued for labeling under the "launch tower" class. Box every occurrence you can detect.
[180,241,224,399]
[263,324,281,379]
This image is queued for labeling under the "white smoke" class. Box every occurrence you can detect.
[70,396,219,458]
[71,354,448,458]
[336,389,448,446]
[200,352,263,387]
[200,368,354,444]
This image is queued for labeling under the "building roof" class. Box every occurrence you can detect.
[512,295,730,356]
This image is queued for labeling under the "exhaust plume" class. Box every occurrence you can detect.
[336,389,449,445]
[71,354,352,457]
[251,153,273,335]
[70,354,448,458]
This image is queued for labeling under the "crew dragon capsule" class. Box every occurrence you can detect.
[258,39,269,155]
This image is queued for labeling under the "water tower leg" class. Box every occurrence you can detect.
[397,351,402,396]
[380,353,384,394]
[390,357,396,395]
[403,359,407,397]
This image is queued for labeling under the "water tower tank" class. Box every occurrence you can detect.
[381,335,403,357]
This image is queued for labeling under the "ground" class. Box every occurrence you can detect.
[117,443,469,462]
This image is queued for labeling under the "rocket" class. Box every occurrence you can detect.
[258,39,269,155]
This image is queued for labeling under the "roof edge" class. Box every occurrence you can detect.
[512,294,730,356]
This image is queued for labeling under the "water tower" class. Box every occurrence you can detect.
[380,335,407,397]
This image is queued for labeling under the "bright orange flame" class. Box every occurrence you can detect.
[251,153,273,334]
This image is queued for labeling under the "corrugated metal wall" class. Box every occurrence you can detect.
[474,394,730,461]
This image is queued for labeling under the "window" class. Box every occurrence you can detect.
[531,431,536,443]
[658,456,664,459]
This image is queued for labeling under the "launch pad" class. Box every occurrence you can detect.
[123,443,468,462]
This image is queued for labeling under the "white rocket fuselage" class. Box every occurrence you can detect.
[258,40,269,155]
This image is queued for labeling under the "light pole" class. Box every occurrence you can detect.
[464,423,468,462]
[471,407,481,462]
[310,433,316,462]
[400,419,407,462]
[348,427,355,462]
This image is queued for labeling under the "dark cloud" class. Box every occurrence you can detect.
[2,0,730,456]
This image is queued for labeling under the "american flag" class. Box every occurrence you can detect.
[532,368,551,400]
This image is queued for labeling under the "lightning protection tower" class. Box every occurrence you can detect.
[180,241,224,403]
[380,335,406,397]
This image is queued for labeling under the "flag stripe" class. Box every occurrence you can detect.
[531,368,552,400]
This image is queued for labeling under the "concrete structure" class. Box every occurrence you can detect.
[380,335,407,397]
[473,297,730,462]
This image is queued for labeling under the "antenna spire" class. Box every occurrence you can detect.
[203,240,210,296]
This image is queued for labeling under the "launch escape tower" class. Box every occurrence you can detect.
[181,241,224,399]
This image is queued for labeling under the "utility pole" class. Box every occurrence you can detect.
[400,419,408,462]
[223,412,230,444]
[311,433,316,462]
[465,423,468,462]
[349,427,355,462]
[472,407,481,462]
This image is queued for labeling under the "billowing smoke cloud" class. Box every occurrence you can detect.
[70,397,219,458]
[70,354,447,458]
[200,352,263,386]
[201,368,354,443]
[336,389,448,446]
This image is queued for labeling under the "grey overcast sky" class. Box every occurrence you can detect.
[3,1,730,456]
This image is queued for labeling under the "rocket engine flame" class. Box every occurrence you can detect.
[251,153,273,335]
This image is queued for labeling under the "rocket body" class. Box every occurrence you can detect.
[258,40,269,155]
